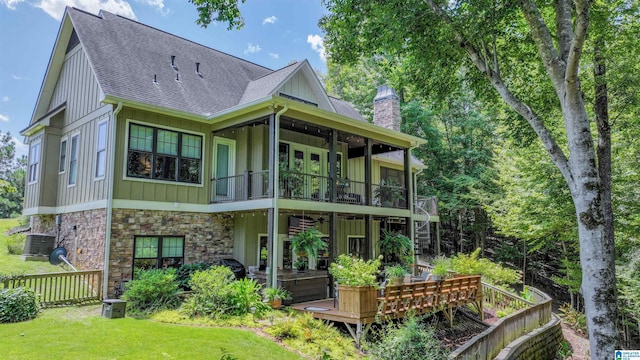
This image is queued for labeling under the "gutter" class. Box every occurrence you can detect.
[103,101,122,299]
[270,103,288,288]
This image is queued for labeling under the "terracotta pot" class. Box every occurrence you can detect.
[269,299,282,309]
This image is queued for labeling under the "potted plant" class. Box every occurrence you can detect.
[431,257,450,281]
[263,286,292,309]
[290,227,327,271]
[329,254,381,316]
[374,179,405,207]
[379,230,413,264]
[385,264,407,286]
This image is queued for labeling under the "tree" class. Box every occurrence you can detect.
[0,131,25,218]
[318,1,624,356]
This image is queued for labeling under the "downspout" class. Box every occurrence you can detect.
[103,101,122,298]
[271,104,288,288]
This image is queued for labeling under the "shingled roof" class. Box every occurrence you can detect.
[62,7,364,121]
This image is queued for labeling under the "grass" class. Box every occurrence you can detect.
[0,218,61,275]
[0,305,304,360]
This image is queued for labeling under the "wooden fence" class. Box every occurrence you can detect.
[2,270,103,306]
[449,284,553,360]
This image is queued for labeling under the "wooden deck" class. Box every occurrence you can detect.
[291,275,483,346]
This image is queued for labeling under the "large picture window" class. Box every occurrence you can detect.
[127,123,202,184]
[133,236,184,274]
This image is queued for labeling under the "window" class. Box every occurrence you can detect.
[95,121,107,178]
[348,236,368,260]
[133,236,184,274]
[59,139,67,173]
[127,123,202,184]
[28,141,41,183]
[68,134,79,186]
[380,166,404,186]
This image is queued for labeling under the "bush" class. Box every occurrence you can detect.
[228,278,269,316]
[176,262,211,290]
[450,248,521,288]
[368,316,448,360]
[0,287,40,323]
[122,268,181,316]
[182,266,236,318]
[6,233,25,255]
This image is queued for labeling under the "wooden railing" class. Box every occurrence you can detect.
[1,270,103,306]
[377,275,483,326]
[449,285,553,360]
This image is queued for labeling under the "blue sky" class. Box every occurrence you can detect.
[0,0,329,158]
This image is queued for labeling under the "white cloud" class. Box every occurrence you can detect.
[307,34,326,62]
[12,74,26,80]
[1,0,25,10]
[1,96,9,102]
[143,0,168,15]
[262,16,277,25]
[36,0,136,21]
[244,43,262,54]
[0,114,9,122]
[269,53,279,59]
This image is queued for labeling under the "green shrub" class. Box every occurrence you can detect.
[450,248,521,288]
[6,233,25,255]
[182,266,235,318]
[122,268,181,316]
[0,287,40,323]
[368,316,448,360]
[228,278,269,316]
[176,262,211,290]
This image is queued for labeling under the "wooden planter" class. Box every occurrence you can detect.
[337,285,378,317]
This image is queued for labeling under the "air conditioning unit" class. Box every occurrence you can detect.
[23,233,55,256]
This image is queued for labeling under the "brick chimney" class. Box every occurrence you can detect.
[373,85,401,132]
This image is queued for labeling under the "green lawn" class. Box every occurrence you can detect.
[0,218,62,275]
[0,305,303,360]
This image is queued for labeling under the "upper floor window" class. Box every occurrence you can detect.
[95,121,107,178]
[28,141,41,184]
[68,134,79,186]
[126,123,202,184]
[59,139,67,173]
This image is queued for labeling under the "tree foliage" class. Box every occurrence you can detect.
[0,131,25,218]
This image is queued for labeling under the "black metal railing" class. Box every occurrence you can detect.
[211,170,269,203]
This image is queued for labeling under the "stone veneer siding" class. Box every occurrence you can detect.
[108,209,234,297]
[31,209,107,272]
[373,96,401,132]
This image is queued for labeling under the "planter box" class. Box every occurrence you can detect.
[338,285,378,317]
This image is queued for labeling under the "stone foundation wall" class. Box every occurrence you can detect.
[108,209,234,297]
[30,210,107,272]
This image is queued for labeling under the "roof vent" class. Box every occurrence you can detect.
[196,62,203,77]
[176,72,180,82]
[153,74,158,85]
[171,55,178,71]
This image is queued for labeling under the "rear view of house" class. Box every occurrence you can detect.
[21,7,438,298]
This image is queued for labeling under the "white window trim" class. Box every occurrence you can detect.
[68,132,80,187]
[27,140,42,185]
[122,119,206,187]
[59,137,68,174]
[94,120,108,180]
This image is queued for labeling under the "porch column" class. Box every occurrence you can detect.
[267,113,278,288]
[404,148,415,266]
[364,138,372,206]
[329,130,337,202]
[365,214,373,259]
[329,211,339,296]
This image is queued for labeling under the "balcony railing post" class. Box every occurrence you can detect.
[244,170,252,200]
